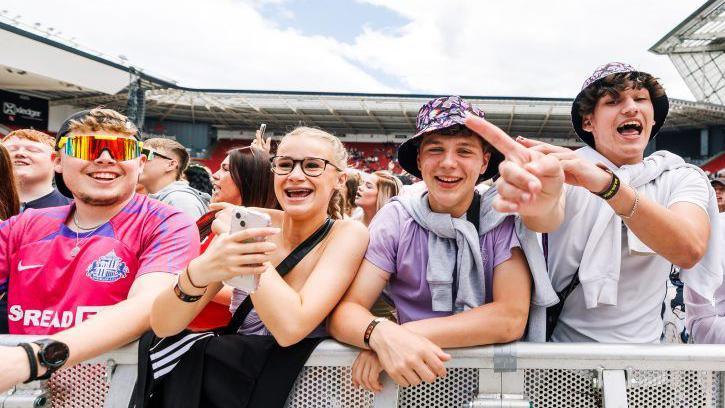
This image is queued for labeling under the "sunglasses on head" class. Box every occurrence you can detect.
[57,135,144,162]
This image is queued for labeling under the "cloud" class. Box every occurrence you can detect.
[346,0,702,99]
[3,0,704,99]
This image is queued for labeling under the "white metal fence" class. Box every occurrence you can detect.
[2,336,724,408]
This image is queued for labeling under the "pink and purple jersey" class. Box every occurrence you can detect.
[0,194,199,335]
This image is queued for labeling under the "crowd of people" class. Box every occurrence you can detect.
[0,62,723,406]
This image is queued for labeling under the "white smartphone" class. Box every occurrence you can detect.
[225,207,272,292]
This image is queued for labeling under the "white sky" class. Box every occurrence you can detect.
[2,0,706,100]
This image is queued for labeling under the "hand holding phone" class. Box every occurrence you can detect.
[252,123,271,153]
[225,207,273,292]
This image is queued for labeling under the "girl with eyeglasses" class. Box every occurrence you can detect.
[143,127,369,406]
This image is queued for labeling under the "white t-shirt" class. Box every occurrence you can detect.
[548,166,710,343]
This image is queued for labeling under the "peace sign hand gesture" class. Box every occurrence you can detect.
[464,115,565,220]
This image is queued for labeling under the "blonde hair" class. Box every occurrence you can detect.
[373,170,402,213]
[144,137,190,180]
[280,126,348,219]
[68,108,138,138]
[2,129,54,148]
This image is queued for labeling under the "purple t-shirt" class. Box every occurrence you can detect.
[365,201,520,324]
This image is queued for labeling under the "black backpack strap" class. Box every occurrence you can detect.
[465,190,481,234]
[545,268,580,341]
[224,218,335,334]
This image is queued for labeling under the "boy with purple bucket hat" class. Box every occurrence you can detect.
[330,96,564,390]
[514,62,723,343]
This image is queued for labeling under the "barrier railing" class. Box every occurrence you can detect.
[2,335,724,407]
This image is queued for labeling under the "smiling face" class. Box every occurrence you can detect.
[274,134,345,219]
[416,133,489,217]
[211,154,242,205]
[354,173,378,210]
[583,87,656,167]
[56,130,146,206]
[3,136,55,188]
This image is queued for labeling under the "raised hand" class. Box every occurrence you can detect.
[251,129,271,153]
[464,115,564,217]
[516,136,612,193]
[368,320,450,387]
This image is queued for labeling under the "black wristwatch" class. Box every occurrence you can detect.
[31,339,70,380]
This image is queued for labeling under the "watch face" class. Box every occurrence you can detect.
[41,342,70,367]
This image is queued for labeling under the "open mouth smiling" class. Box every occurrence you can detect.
[616,120,643,137]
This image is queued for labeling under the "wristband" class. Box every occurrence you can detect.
[19,343,38,383]
[174,275,205,303]
[594,169,620,200]
[363,317,387,347]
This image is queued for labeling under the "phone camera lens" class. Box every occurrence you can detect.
[240,220,246,227]
[235,213,241,219]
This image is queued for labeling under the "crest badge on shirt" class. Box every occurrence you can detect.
[86,250,129,282]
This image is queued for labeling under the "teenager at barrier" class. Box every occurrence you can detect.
[131,126,369,407]
[513,62,722,343]
[329,96,562,391]
[0,108,199,392]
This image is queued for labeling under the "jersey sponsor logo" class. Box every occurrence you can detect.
[86,250,129,282]
[8,305,105,329]
[17,260,43,271]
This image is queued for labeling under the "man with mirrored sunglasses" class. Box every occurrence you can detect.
[0,108,199,391]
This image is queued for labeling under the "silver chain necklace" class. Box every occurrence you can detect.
[70,213,106,257]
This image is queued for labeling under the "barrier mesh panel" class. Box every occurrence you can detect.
[626,370,723,408]
[525,369,601,408]
[286,366,374,408]
[47,363,108,408]
[397,367,478,408]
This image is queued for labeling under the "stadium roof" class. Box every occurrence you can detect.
[650,0,725,54]
[2,15,725,146]
[650,0,725,104]
[52,89,725,146]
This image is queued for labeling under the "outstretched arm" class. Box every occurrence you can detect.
[518,137,710,268]
[0,271,176,392]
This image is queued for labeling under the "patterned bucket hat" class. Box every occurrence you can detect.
[397,96,503,182]
[571,62,669,148]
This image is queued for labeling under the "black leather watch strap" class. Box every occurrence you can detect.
[18,343,38,383]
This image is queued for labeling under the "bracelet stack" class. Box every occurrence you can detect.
[174,266,207,303]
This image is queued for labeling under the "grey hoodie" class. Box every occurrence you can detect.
[150,180,210,220]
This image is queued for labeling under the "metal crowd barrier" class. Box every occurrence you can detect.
[2,335,725,407]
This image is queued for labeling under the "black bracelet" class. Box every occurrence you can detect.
[363,317,387,347]
[18,343,38,383]
[174,279,205,303]
[594,169,621,200]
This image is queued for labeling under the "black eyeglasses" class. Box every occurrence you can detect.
[270,156,342,177]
